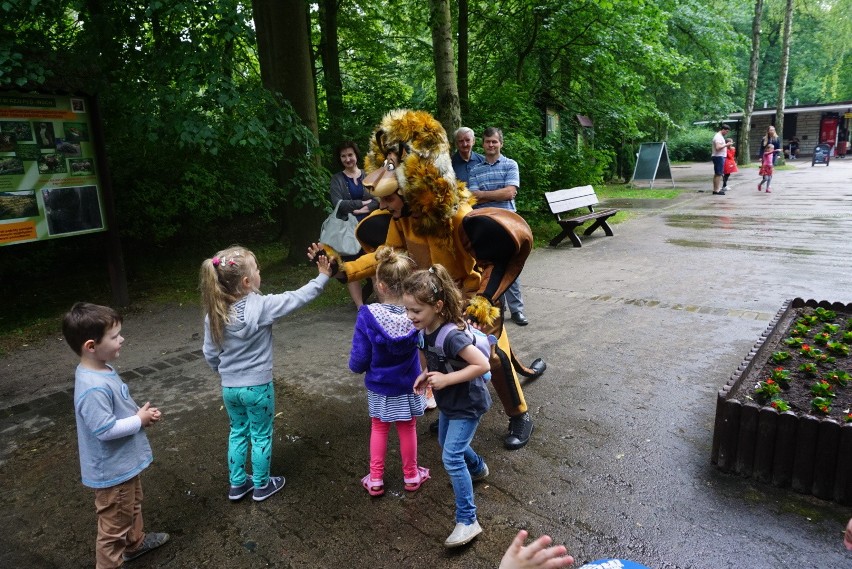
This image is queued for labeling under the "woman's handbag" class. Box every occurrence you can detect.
[319,201,361,256]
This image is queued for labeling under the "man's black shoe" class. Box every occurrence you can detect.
[511,312,529,326]
[504,412,534,450]
[528,358,546,378]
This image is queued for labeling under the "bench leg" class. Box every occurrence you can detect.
[566,228,583,247]
[549,227,571,247]
[582,218,614,238]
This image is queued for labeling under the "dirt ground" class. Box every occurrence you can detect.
[3,161,852,569]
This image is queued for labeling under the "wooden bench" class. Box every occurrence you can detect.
[544,185,619,247]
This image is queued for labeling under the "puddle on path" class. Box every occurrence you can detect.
[666,238,815,255]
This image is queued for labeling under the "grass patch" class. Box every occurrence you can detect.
[0,184,681,353]
[521,184,681,247]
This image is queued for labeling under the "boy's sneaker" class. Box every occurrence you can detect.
[444,520,482,548]
[252,476,285,502]
[228,479,254,501]
[122,532,170,561]
[471,463,489,482]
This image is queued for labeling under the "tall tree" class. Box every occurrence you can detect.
[457,0,470,121]
[774,0,794,165]
[741,0,765,165]
[428,0,461,136]
[318,0,344,138]
[252,0,325,261]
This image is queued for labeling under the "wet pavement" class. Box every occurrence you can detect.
[2,159,852,568]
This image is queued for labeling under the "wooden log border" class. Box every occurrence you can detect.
[710,298,852,505]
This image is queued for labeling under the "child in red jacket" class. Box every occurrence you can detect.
[758,144,774,193]
[722,138,738,191]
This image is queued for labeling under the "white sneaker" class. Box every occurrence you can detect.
[444,520,482,548]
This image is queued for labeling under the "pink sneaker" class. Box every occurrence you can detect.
[765,187,771,193]
[757,183,762,191]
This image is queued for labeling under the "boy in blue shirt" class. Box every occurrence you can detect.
[62,302,169,569]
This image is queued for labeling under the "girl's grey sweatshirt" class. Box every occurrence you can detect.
[203,274,329,387]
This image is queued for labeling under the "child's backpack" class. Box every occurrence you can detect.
[424,322,496,381]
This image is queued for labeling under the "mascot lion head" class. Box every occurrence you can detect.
[363,109,474,242]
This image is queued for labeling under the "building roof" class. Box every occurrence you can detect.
[727,101,852,119]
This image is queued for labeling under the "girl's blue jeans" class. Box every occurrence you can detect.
[437,411,486,524]
[222,382,275,489]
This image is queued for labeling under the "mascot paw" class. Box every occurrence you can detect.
[465,295,500,327]
[312,245,342,278]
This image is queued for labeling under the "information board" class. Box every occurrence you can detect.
[630,142,674,188]
[811,144,831,166]
[0,93,105,246]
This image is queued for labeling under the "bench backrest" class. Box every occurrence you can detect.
[545,185,599,216]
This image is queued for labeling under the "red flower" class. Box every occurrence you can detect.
[802,344,811,351]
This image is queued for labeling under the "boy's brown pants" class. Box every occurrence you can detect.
[93,475,145,569]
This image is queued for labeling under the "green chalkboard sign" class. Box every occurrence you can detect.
[811,144,831,166]
[631,142,674,188]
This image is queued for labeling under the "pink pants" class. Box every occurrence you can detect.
[369,417,419,481]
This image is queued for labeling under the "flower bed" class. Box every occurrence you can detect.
[711,298,852,505]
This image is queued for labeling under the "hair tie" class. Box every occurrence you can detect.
[212,256,221,267]
[427,267,440,296]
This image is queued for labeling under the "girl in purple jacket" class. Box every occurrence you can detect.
[349,246,430,496]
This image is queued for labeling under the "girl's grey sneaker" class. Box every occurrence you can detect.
[228,480,254,501]
[122,532,170,561]
[444,521,482,548]
[253,476,285,502]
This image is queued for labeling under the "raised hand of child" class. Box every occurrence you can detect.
[844,517,852,550]
[315,252,332,276]
[499,530,574,569]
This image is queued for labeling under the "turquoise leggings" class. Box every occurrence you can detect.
[222,382,275,488]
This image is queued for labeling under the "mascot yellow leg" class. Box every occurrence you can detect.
[490,328,527,416]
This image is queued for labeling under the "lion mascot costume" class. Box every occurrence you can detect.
[322,109,545,450]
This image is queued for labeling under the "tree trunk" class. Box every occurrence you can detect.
[251,0,325,263]
[428,0,461,137]
[319,0,344,138]
[774,0,794,166]
[740,0,765,166]
[457,0,469,121]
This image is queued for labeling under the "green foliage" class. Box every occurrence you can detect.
[667,126,715,161]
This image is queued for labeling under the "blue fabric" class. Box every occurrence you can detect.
[579,561,652,569]
[468,154,520,211]
[345,174,364,200]
[438,412,485,524]
[712,156,725,176]
[222,382,275,488]
[366,390,425,422]
[349,304,421,397]
[503,279,525,314]
[451,151,485,184]
[74,365,153,489]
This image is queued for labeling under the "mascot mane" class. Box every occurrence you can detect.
[364,109,475,241]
